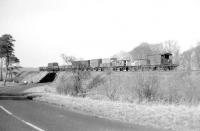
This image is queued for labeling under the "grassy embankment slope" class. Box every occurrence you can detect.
[24,71,200,131]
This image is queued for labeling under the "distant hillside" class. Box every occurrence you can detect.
[112,43,170,61]
[129,42,155,59]
[128,42,176,59]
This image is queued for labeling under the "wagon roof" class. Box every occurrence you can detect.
[72,60,89,62]
[161,52,172,55]
[117,59,131,61]
[147,52,172,56]
[90,58,102,61]
[133,58,147,60]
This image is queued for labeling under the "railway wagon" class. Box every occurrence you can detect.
[71,60,90,70]
[47,62,59,72]
[132,59,148,66]
[100,58,111,68]
[59,65,72,71]
[116,60,130,66]
[147,53,175,70]
[110,58,118,67]
[99,58,117,70]
[113,60,130,71]
[90,59,102,71]
[39,66,47,71]
[129,59,149,71]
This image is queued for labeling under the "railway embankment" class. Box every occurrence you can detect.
[21,70,200,131]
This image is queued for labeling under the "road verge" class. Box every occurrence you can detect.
[24,85,200,131]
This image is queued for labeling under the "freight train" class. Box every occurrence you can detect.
[39,53,178,72]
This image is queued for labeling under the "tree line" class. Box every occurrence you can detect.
[128,40,200,70]
[0,34,20,85]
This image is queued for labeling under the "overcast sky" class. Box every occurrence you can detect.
[0,0,200,67]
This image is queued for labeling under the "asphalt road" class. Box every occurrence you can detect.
[0,85,172,131]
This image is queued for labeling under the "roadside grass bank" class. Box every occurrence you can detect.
[24,71,200,131]
[55,71,200,105]
[0,81,19,88]
[33,93,200,131]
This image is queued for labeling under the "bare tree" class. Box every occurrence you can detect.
[60,54,90,96]
[194,43,200,69]
[162,40,180,65]
[60,53,76,65]
[180,51,191,70]
[180,43,200,70]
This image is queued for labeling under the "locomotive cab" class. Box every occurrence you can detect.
[161,53,172,65]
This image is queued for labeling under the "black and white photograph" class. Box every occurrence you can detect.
[0,0,200,131]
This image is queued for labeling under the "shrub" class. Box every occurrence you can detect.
[133,72,160,102]
[56,74,77,95]
[56,71,91,96]
[104,72,121,101]
[164,71,200,104]
[87,74,106,89]
[130,71,200,104]
[72,70,91,96]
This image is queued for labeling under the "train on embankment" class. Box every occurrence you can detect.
[39,53,178,72]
